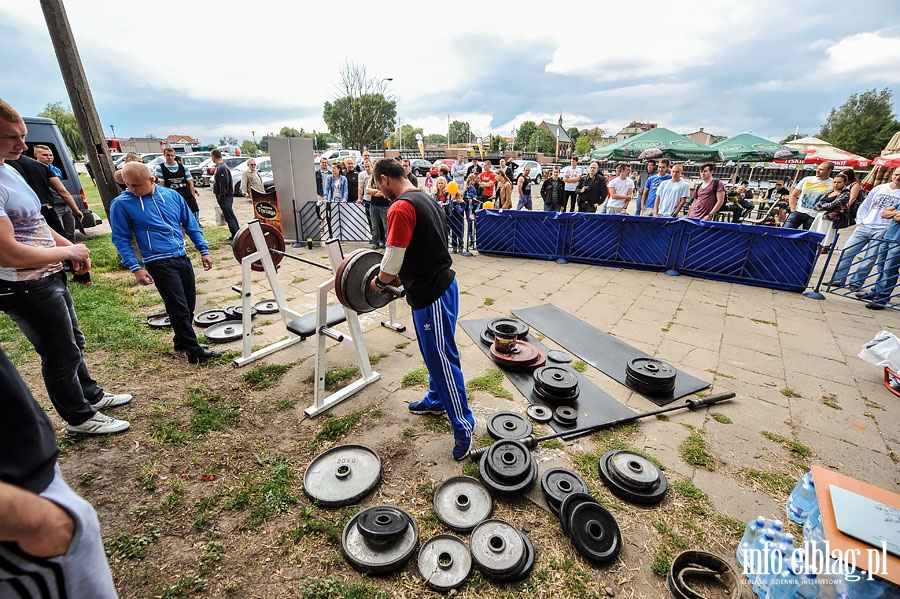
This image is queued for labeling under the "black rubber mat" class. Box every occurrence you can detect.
[460,318,636,438]
[512,304,710,406]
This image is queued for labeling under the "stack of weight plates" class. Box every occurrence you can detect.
[597,449,668,505]
[478,440,539,498]
[486,412,532,441]
[469,519,535,583]
[532,365,580,405]
[625,357,677,397]
[341,505,419,574]
[540,467,589,517]
[556,492,622,566]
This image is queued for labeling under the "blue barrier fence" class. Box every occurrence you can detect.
[474,210,824,292]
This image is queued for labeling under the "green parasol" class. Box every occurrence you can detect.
[710,133,804,161]
[590,127,722,162]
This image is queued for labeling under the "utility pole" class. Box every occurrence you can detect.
[40,0,119,217]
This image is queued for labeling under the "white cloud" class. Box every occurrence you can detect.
[821,30,900,82]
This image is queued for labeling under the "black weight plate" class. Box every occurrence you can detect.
[480,328,495,346]
[625,372,676,396]
[547,350,572,363]
[493,530,535,583]
[483,440,532,484]
[147,312,171,329]
[532,382,579,406]
[232,305,258,319]
[479,454,538,499]
[223,305,241,320]
[487,412,533,441]
[205,321,243,343]
[342,509,418,575]
[486,317,529,340]
[340,249,383,314]
[194,309,228,328]
[417,534,472,592]
[568,500,622,565]
[598,450,668,505]
[362,264,394,310]
[526,404,553,423]
[625,357,677,386]
[253,299,280,315]
[357,505,410,545]
[558,492,599,537]
[606,451,660,490]
[553,406,578,426]
[540,468,589,517]
[533,366,579,396]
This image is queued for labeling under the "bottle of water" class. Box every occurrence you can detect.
[796,573,821,598]
[739,516,768,567]
[767,561,801,598]
[765,519,786,545]
[803,504,822,539]
[788,472,818,524]
[750,529,778,591]
[757,540,789,598]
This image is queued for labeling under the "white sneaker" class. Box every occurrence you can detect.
[92,392,133,409]
[66,412,131,435]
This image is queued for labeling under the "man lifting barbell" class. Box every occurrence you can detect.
[369,159,475,461]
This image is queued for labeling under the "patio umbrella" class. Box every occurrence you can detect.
[777,136,871,168]
[590,127,722,162]
[710,133,804,161]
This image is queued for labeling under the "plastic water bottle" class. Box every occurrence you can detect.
[765,519,786,545]
[788,472,818,524]
[750,529,778,589]
[739,516,768,567]
[757,540,789,598]
[803,504,822,539]
[796,573,821,598]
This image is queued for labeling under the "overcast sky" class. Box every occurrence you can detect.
[2,0,899,149]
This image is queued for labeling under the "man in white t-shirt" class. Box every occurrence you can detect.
[863,168,900,308]
[561,156,582,212]
[604,163,635,214]
[784,162,834,229]
[654,164,691,217]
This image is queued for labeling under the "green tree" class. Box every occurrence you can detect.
[584,126,605,147]
[240,140,258,156]
[38,102,84,159]
[218,136,239,146]
[426,133,447,145]
[515,121,538,152]
[323,62,396,151]
[489,134,504,152]
[819,88,900,158]
[529,127,556,154]
[574,136,593,156]
[279,126,301,137]
[258,134,270,152]
[567,127,581,145]
[448,120,472,145]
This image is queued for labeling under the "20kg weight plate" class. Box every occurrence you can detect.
[205,321,243,343]
[362,264,396,310]
[540,468,589,517]
[232,222,286,272]
[598,449,668,505]
[341,508,418,575]
[490,341,538,369]
[147,312,171,329]
[526,405,553,423]
[417,534,472,592]
[553,406,578,426]
[625,357,677,396]
[224,305,258,320]
[253,299,279,314]
[470,519,527,578]
[568,500,622,565]
[487,412,533,441]
[433,476,493,533]
[356,505,410,545]
[194,309,228,327]
[303,444,382,507]
[486,318,529,340]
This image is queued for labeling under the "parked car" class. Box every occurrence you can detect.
[232,157,273,196]
[409,158,431,177]
[431,158,456,174]
[510,160,543,183]
[191,158,214,185]
[312,148,361,166]
[201,156,249,188]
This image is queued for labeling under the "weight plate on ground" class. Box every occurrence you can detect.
[625,357,677,395]
[433,476,493,533]
[417,534,472,592]
[607,451,660,490]
[356,505,410,545]
[223,305,240,320]
[517,348,546,371]
[532,382,579,405]
[547,350,572,363]
[533,365,579,396]
[303,444,382,507]
[342,508,418,575]
[559,492,599,537]
[194,309,227,327]
[489,341,538,369]
[486,318,530,340]
[625,372,676,396]
[232,222,286,272]
[232,305,258,319]
[492,531,535,583]
[487,411,533,441]
[483,440,533,484]
[480,328,495,346]
[470,519,526,578]
[553,406,578,426]
[540,468,589,517]
[526,405,553,423]
[205,321,243,343]
[568,500,622,565]
[147,312,171,329]
[479,453,538,498]
[598,450,668,505]
[253,299,280,314]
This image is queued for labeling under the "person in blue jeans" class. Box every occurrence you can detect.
[211,149,240,239]
[369,159,476,460]
[856,168,900,309]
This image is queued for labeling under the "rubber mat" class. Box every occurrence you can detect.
[512,304,710,406]
[460,318,636,438]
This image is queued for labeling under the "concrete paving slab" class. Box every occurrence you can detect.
[692,468,783,522]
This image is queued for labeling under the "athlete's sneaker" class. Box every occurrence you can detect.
[408,400,445,416]
[452,436,472,461]
[66,412,131,435]
[91,392,133,409]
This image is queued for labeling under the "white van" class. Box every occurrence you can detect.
[23,116,101,228]
[312,148,361,166]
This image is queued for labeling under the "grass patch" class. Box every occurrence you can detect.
[368,352,389,365]
[821,393,842,410]
[466,369,513,400]
[750,318,777,326]
[306,367,360,388]
[225,453,297,531]
[160,573,206,598]
[314,410,363,443]
[148,417,189,445]
[423,414,452,433]
[461,461,479,478]
[401,427,415,438]
[241,363,292,390]
[742,468,795,496]
[273,398,295,411]
[394,342,409,350]
[401,367,428,387]
[301,576,388,599]
[291,276,307,284]
[189,386,239,435]
[572,360,587,373]
[160,482,185,511]
[106,523,161,562]
[710,412,732,424]
[780,387,801,398]
[484,297,494,306]
[760,431,812,459]
[680,430,715,470]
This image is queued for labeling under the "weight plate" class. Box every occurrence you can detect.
[223,305,240,320]
[356,505,410,545]
[147,312,171,329]
[205,321,243,343]
[540,468,589,517]
[338,249,384,314]
[470,519,526,578]
[598,450,668,505]
[515,348,547,372]
[625,357,677,393]
[194,309,228,328]
[532,382,579,406]
[533,365,579,395]
[493,530,535,583]
[362,264,395,310]
[486,318,530,340]
[341,508,418,575]
[303,444,382,507]
[568,500,622,565]
[607,451,660,490]
[625,372,676,396]
[487,412,533,441]
[417,534,472,592]
[233,305,258,318]
[526,405,553,423]
[479,453,538,499]
[553,406,578,426]
[232,222,286,272]
[558,492,599,538]
[433,476,493,533]
[480,328,495,346]
[489,341,538,367]
[547,350,572,363]
[483,440,533,484]
[253,299,280,314]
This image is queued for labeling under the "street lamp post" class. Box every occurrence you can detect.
[380,77,394,155]
[110,124,115,139]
